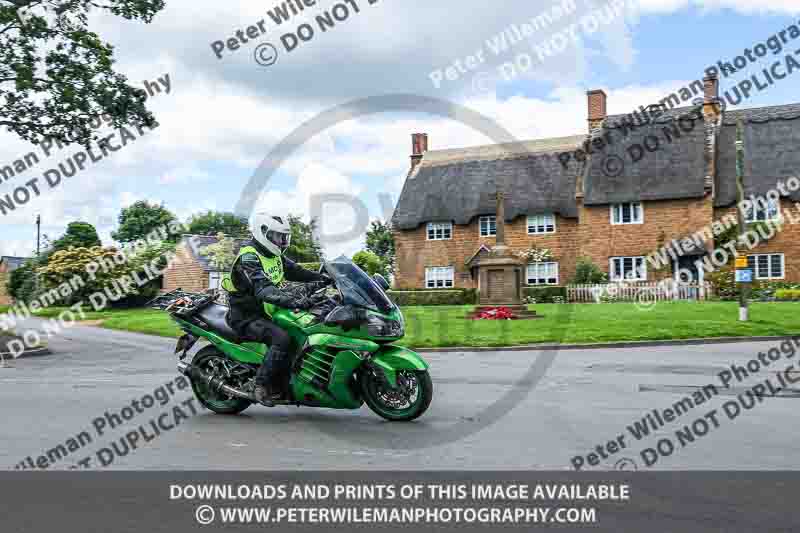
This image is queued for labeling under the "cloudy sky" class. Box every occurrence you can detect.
[1,0,799,258]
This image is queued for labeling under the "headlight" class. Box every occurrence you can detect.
[367,314,403,338]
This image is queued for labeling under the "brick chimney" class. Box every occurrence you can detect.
[410,133,428,174]
[587,90,607,132]
[702,73,721,194]
[703,73,719,102]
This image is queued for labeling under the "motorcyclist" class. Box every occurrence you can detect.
[226,211,329,406]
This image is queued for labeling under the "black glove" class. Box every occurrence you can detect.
[310,278,332,292]
[295,297,313,310]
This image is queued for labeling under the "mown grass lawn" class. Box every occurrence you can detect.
[401,301,800,347]
[9,301,800,348]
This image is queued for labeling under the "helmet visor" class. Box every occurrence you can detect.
[265,228,291,251]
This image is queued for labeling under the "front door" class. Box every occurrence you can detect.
[675,256,701,283]
[675,255,705,300]
[487,269,506,302]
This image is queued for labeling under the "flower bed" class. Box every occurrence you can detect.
[474,306,517,320]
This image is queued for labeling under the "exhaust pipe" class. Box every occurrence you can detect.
[177,361,255,402]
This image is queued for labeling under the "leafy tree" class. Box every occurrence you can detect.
[286,215,324,263]
[365,220,395,273]
[352,250,385,277]
[37,241,175,306]
[0,0,164,146]
[7,259,39,303]
[187,211,249,237]
[112,201,178,244]
[51,221,101,252]
[571,257,608,284]
[199,233,238,271]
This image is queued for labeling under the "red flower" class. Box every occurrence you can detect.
[476,306,517,320]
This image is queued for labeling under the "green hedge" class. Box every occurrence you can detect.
[775,289,800,301]
[708,268,800,300]
[522,286,567,303]
[387,289,478,306]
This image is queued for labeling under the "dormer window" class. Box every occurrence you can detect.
[744,198,780,223]
[479,216,497,237]
[427,222,453,241]
[527,213,556,234]
[611,202,643,225]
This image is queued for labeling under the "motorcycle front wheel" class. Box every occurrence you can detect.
[360,369,432,422]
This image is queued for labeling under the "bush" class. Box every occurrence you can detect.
[708,266,800,301]
[522,286,566,303]
[352,251,386,277]
[775,289,800,301]
[7,260,39,303]
[571,258,607,284]
[387,289,477,306]
[37,242,176,307]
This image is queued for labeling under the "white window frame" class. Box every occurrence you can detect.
[425,266,455,289]
[426,221,453,241]
[744,198,781,223]
[609,256,647,281]
[209,271,223,289]
[610,202,644,225]
[527,213,556,235]
[527,262,559,286]
[747,254,784,280]
[479,216,497,237]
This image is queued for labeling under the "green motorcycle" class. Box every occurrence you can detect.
[153,256,432,421]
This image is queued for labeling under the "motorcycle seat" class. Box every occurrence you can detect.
[195,303,241,343]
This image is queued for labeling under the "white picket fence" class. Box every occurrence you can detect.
[566,281,711,303]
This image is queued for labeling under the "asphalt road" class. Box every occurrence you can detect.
[2,317,800,471]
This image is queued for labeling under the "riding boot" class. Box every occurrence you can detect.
[254,351,278,406]
[269,348,290,398]
[254,348,287,406]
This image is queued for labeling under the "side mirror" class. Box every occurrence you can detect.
[372,274,390,291]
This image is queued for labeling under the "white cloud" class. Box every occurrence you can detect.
[0,239,35,258]
[257,162,365,258]
[637,0,800,14]
[1,0,795,256]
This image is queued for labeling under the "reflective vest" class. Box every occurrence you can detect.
[222,245,285,316]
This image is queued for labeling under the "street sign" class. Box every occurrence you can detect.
[736,269,753,283]
[735,257,749,269]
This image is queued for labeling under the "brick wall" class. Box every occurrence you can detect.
[713,199,800,282]
[0,262,11,305]
[0,270,9,306]
[578,196,715,280]
[161,242,210,293]
[394,196,722,288]
[394,214,581,289]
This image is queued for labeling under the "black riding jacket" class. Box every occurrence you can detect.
[228,239,325,330]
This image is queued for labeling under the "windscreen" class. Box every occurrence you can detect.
[325,256,394,313]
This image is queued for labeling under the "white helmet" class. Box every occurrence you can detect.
[250,211,292,256]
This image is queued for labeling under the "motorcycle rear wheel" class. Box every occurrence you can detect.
[360,369,432,422]
[190,346,251,415]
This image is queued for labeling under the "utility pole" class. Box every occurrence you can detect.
[36,214,41,256]
[735,119,750,322]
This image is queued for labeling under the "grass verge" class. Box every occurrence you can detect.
[3,301,799,348]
